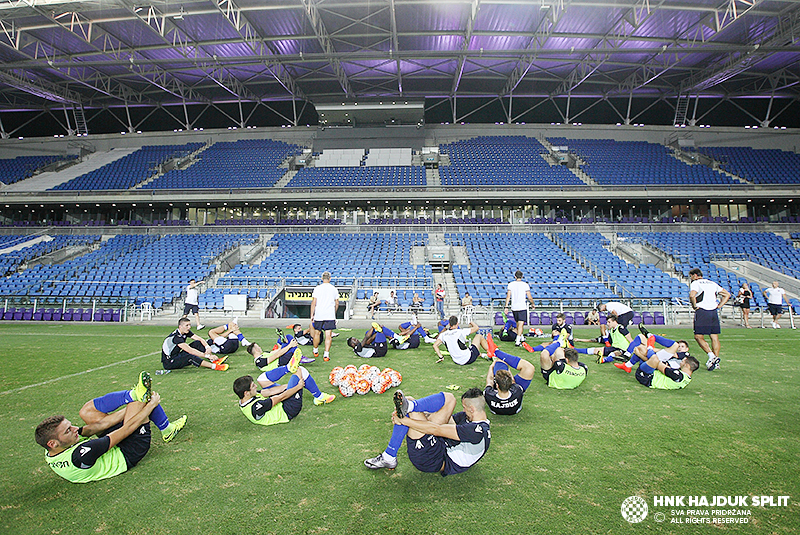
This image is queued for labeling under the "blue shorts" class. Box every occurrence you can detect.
[406,434,446,474]
[282,391,303,420]
[313,320,336,331]
[768,304,783,316]
[693,308,720,335]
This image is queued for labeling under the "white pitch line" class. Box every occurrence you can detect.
[0,351,160,396]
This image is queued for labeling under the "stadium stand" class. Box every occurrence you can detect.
[0,155,76,185]
[547,137,736,185]
[696,146,800,184]
[51,144,203,190]
[217,233,431,310]
[554,233,688,300]
[286,165,425,187]
[447,232,618,309]
[143,139,302,189]
[438,136,585,186]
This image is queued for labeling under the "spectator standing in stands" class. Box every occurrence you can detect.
[763,281,789,329]
[434,284,446,320]
[310,271,339,362]
[736,283,753,328]
[504,270,535,347]
[689,268,730,371]
[181,279,204,331]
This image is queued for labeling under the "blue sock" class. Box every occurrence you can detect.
[627,339,640,354]
[236,333,245,342]
[654,334,675,348]
[532,344,546,352]
[505,319,517,330]
[493,360,509,373]
[93,391,130,413]
[410,392,446,414]
[150,405,169,431]
[287,374,300,389]
[514,375,532,392]
[601,356,614,363]
[286,334,295,344]
[495,349,521,369]
[575,348,589,354]
[544,341,560,354]
[303,373,322,397]
[385,424,408,457]
[415,326,427,337]
[265,365,289,382]
[381,327,395,339]
[628,354,641,366]
[639,361,656,374]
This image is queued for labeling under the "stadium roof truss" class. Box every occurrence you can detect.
[0,0,799,136]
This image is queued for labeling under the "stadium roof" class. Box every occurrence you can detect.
[1,0,799,131]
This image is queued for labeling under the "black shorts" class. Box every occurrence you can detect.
[217,338,240,354]
[497,330,516,342]
[407,434,446,474]
[183,304,199,315]
[616,311,634,327]
[407,334,421,349]
[512,310,527,323]
[459,345,480,365]
[635,368,654,388]
[604,346,624,357]
[313,320,336,331]
[541,366,555,385]
[693,308,721,335]
[101,421,151,469]
[163,340,205,369]
[768,303,783,316]
[282,391,303,420]
[372,341,388,358]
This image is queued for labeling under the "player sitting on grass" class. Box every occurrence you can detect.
[35,372,186,483]
[434,316,491,365]
[612,323,693,373]
[364,389,490,475]
[621,333,699,390]
[234,369,335,427]
[161,318,228,371]
[540,338,588,389]
[248,339,316,388]
[206,319,252,355]
[483,333,535,415]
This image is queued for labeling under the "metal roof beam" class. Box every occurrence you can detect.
[214,0,306,100]
[389,0,403,94]
[451,0,480,96]
[301,0,353,97]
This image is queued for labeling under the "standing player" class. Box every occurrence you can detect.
[689,268,730,371]
[364,389,490,475]
[434,284,446,320]
[598,301,633,337]
[181,278,204,331]
[763,281,789,329]
[310,271,339,362]
[504,270,535,346]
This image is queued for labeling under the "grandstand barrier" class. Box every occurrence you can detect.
[0,297,126,322]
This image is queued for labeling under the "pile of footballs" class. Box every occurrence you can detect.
[329,364,403,397]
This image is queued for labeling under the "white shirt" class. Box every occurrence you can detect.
[507,280,530,311]
[690,278,724,310]
[312,282,339,321]
[764,287,786,305]
[185,285,198,305]
[604,301,632,315]
[438,327,473,365]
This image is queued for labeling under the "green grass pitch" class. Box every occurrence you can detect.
[1,322,798,535]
